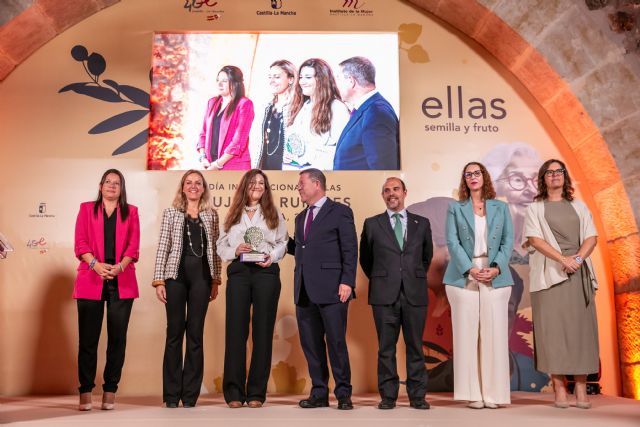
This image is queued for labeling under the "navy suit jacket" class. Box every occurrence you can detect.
[333,92,399,170]
[293,198,358,304]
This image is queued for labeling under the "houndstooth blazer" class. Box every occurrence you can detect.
[152,207,222,286]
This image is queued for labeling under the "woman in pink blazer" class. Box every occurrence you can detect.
[73,169,140,411]
[197,65,255,171]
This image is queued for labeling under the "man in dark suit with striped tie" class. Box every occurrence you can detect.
[359,177,433,410]
[292,168,358,410]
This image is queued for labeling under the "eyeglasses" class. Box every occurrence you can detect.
[463,170,482,179]
[544,168,565,177]
[498,173,538,191]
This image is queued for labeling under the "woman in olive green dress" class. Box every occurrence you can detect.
[524,159,599,409]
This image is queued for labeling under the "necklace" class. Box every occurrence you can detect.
[185,216,204,257]
[244,205,259,213]
[264,107,283,156]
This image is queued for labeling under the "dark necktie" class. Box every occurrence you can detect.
[350,107,357,117]
[304,205,315,240]
[393,212,404,249]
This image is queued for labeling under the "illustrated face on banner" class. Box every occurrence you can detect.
[496,155,539,210]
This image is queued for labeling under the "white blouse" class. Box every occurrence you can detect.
[216,206,289,263]
[284,99,350,170]
[473,214,488,257]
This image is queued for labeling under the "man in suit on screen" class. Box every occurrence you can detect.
[359,177,433,409]
[334,56,399,170]
[293,168,358,410]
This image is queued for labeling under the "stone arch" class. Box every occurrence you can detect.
[0,0,120,80]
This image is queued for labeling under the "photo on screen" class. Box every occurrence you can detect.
[147,32,400,171]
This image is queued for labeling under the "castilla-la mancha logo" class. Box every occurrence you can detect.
[257,0,297,16]
[330,0,373,16]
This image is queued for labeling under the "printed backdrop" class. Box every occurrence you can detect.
[0,0,619,396]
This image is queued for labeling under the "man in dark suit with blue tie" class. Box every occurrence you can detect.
[333,56,399,170]
[293,168,358,410]
[360,177,433,410]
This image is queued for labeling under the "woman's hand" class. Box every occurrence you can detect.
[468,267,482,282]
[199,156,210,169]
[256,254,272,268]
[235,243,253,257]
[155,285,167,304]
[560,256,580,274]
[476,267,499,283]
[106,264,123,279]
[209,283,219,302]
[93,262,113,280]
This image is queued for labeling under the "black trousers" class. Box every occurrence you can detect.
[223,261,281,403]
[296,283,352,399]
[372,289,428,401]
[77,278,134,393]
[162,256,211,405]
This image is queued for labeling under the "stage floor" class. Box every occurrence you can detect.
[1,392,638,426]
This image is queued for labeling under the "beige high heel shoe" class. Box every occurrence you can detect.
[101,392,116,410]
[78,392,92,411]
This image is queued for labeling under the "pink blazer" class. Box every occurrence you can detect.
[197,96,255,170]
[73,202,140,300]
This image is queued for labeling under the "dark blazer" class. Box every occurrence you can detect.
[359,211,433,306]
[333,92,399,170]
[293,198,358,304]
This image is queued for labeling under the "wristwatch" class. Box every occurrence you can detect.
[574,255,583,264]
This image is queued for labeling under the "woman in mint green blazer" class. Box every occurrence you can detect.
[444,162,514,409]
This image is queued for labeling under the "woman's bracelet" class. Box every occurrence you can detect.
[213,159,223,169]
[89,258,97,270]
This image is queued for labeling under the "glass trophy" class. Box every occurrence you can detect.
[283,133,307,167]
[240,226,267,262]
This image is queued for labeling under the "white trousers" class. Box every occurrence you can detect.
[445,258,512,404]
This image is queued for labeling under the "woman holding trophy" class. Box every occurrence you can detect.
[283,58,350,170]
[216,169,289,408]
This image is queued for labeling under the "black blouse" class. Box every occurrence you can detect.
[103,208,117,265]
[209,106,224,161]
[182,215,207,258]
[260,106,284,170]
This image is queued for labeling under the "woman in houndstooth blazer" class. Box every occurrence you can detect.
[153,169,222,408]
